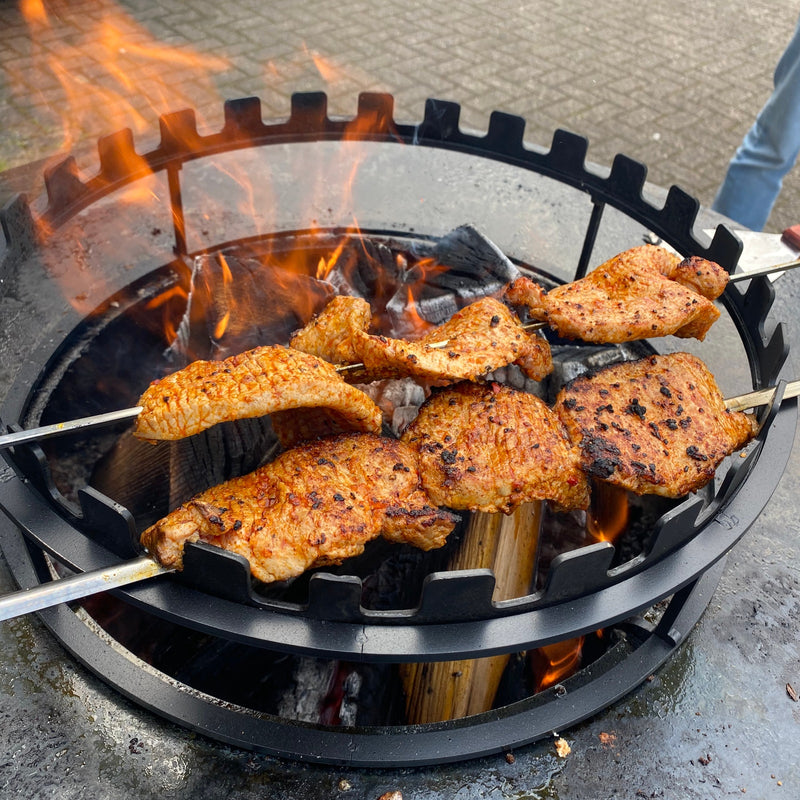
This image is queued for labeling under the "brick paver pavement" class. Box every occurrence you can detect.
[0,0,798,233]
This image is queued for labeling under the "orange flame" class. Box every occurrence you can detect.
[20,0,47,24]
[14,2,409,336]
[402,287,436,338]
[18,3,229,157]
[532,637,585,692]
[530,487,629,690]
[317,239,348,281]
[308,47,343,85]
[587,481,630,543]
[13,0,233,316]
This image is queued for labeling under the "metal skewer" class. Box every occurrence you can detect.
[0,406,143,450]
[727,256,800,283]
[0,556,173,623]
[0,322,548,449]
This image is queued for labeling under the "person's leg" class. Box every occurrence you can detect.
[712,18,800,230]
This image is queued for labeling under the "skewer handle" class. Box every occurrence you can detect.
[0,556,172,623]
[724,379,800,413]
[0,406,143,451]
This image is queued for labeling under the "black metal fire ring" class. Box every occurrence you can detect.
[0,93,796,763]
[0,248,794,659]
[0,513,724,766]
[0,93,796,659]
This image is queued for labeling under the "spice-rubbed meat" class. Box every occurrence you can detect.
[354,296,552,382]
[291,294,552,383]
[141,433,458,583]
[554,352,759,497]
[666,254,729,300]
[505,245,724,343]
[289,295,372,365]
[134,344,382,441]
[401,381,589,513]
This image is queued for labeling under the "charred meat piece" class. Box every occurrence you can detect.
[401,381,589,513]
[134,344,382,441]
[554,352,758,497]
[141,433,458,583]
[505,245,724,343]
[289,295,372,365]
[354,296,552,383]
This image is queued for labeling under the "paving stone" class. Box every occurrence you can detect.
[0,0,798,232]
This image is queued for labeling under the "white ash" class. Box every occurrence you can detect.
[392,405,420,436]
[326,269,363,298]
[485,365,546,397]
[277,659,337,723]
[359,378,427,423]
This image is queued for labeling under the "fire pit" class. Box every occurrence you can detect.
[0,93,795,766]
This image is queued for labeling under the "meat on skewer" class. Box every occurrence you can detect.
[291,295,553,383]
[554,351,759,497]
[505,244,726,343]
[133,344,382,442]
[140,353,763,584]
[400,381,590,514]
[141,432,458,583]
[289,294,372,365]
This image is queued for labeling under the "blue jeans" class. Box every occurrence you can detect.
[712,17,800,230]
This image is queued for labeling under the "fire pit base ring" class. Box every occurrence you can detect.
[1,518,722,766]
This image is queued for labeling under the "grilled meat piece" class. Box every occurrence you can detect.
[614,244,728,299]
[401,381,589,513]
[290,294,552,383]
[354,296,552,383]
[141,433,458,583]
[289,295,372,364]
[554,352,759,497]
[505,245,723,343]
[666,254,729,300]
[134,344,382,441]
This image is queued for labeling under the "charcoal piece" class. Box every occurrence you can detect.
[420,224,520,299]
[385,225,519,329]
[168,251,334,363]
[385,286,459,331]
[544,342,654,403]
[324,238,407,312]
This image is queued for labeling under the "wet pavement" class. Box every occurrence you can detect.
[1,1,799,798]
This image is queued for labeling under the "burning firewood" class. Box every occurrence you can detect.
[400,502,541,723]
